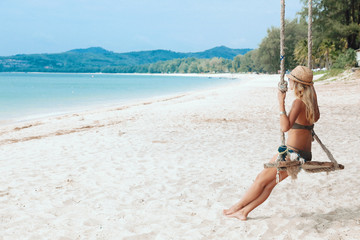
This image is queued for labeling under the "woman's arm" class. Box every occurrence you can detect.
[312,86,320,122]
[278,90,302,132]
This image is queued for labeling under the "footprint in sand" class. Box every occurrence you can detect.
[0,190,9,197]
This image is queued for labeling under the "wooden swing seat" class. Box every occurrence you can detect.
[264,161,344,173]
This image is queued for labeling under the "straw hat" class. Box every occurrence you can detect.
[286,66,313,85]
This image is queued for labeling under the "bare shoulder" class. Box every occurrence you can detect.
[291,98,304,109]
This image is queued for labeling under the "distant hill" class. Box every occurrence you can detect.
[0,46,252,73]
[67,47,111,54]
[189,46,250,59]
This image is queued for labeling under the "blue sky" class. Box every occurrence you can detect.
[0,0,303,56]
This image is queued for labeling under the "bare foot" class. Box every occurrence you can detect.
[223,203,243,215]
[226,209,247,221]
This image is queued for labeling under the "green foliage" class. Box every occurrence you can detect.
[300,0,360,50]
[317,68,345,81]
[294,39,308,66]
[142,57,233,74]
[315,39,337,69]
[237,51,257,72]
[256,26,280,73]
[291,0,359,71]
[331,48,357,69]
[256,19,307,73]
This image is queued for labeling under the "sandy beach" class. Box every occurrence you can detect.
[0,72,359,239]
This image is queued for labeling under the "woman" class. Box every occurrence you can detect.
[223,66,320,221]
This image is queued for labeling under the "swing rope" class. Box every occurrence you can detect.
[279,0,287,146]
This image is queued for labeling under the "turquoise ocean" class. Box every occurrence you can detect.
[0,73,233,121]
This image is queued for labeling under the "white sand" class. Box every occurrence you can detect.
[0,72,359,239]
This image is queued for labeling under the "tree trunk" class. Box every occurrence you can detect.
[358,2,360,24]
[325,49,330,70]
[351,0,355,23]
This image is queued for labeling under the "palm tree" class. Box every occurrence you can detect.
[294,39,308,65]
[317,39,336,69]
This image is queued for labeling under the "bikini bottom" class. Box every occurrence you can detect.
[287,145,312,162]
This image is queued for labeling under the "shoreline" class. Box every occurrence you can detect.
[0,73,264,126]
[0,72,359,239]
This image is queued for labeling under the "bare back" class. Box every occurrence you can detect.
[286,100,314,152]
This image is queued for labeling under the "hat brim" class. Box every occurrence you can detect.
[286,74,313,85]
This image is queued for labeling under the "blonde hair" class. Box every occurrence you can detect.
[293,81,316,124]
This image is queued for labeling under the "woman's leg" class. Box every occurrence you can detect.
[227,171,288,220]
[223,167,277,215]
[223,154,286,216]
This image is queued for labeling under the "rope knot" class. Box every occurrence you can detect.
[278,81,288,93]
